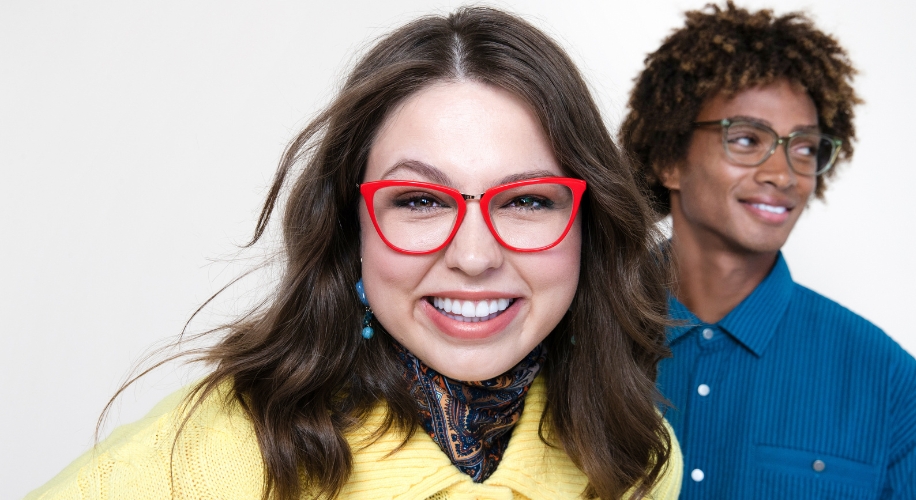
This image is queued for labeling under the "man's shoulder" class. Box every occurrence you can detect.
[789,282,881,330]
[785,282,914,366]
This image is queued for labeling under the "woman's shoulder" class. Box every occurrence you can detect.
[26,381,265,500]
[648,417,683,499]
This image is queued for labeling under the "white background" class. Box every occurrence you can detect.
[3,1,914,496]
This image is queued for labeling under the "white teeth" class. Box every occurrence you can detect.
[431,297,514,320]
[751,203,787,214]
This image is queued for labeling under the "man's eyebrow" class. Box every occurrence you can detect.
[380,160,454,186]
[730,115,820,133]
[730,115,772,126]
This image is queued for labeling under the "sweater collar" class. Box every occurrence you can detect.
[342,374,592,499]
[394,342,545,482]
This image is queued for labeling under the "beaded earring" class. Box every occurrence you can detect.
[355,278,374,339]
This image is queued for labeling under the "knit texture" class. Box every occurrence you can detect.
[28,376,682,499]
[659,252,916,499]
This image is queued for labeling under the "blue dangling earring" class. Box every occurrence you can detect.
[355,278,374,339]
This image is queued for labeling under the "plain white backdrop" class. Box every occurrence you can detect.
[3,1,914,496]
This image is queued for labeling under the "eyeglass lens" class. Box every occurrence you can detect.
[724,121,836,175]
[370,182,576,252]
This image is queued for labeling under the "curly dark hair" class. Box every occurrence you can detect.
[620,1,861,215]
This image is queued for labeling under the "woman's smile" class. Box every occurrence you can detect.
[421,295,523,341]
[430,296,515,321]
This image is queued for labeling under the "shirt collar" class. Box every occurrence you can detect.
[667,252,794,357]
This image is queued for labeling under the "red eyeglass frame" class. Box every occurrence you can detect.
[359,177,587,254]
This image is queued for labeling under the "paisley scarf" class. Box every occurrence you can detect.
[393,342,546,482]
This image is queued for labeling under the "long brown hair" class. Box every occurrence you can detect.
[131,6,671,499]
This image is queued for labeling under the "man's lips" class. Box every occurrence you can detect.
[739,198,794,222]
[746,202,787,214]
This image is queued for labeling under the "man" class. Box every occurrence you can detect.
[621,2,916,498]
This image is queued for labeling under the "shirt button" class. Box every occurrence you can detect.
[812,460,826,472]
[697,384,711,396]
[691,468,705,482]
[702,328,714,339]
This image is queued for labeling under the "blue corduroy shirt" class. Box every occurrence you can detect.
[659,253,916,499]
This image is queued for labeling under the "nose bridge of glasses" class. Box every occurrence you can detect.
[445,194,504,272]
[453,193,494,236]
[753,136,800,184]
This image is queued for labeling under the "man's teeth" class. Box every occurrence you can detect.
[750,203,787,214]
[432,297,512,322]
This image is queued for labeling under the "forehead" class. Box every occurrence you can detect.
[364,80,561,192]
[697,79,818,130]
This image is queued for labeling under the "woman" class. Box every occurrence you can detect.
[29,7,681,499]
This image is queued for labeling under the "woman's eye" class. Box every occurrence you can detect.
[506,195,553,209]
[394,193,447,209]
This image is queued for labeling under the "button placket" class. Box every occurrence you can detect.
[682,324,731,494]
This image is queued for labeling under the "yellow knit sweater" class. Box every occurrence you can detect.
[28,377,682,499]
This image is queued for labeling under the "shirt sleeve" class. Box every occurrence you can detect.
[23,417,176,500]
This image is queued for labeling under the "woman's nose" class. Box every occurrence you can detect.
[442,203,504,276]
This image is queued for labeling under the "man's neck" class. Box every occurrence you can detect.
[670,233,778,324]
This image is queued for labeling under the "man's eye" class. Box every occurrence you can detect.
[729,135,759,148]
[790,139,819,158]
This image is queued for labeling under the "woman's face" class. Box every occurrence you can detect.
[359,81,581,381]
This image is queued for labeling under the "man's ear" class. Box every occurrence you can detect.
[657,162,682,191]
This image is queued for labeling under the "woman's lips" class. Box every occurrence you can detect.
[422,296,521,340]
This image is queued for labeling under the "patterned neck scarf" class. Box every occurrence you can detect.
[393,342,546,482]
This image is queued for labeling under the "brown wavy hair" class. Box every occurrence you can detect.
[113,6,672,499]
[620,1,861,215]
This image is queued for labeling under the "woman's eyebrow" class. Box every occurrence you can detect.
[494,170,562,187]
[380,162,561,190]
[381,160,454,186]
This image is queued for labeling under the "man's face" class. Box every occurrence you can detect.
[664,79,818,256]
